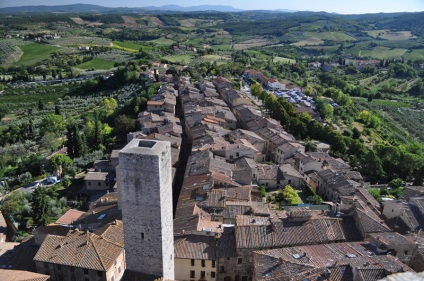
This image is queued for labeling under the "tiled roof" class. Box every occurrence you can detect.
[236,215,270,226]
[354,204,391,235]
[223,205,252,220]
[253,242,413,281]
[55,209,85,225]
[216,226,237,258]
[236,218,345,249]
[34,229,123,271]
[174,234,216,260]
[257,164,278,180]
[84,171,114,182]
[93,220,124,247]
[9,237,39,272]
[279,164,303,179]
[0,269,49,281]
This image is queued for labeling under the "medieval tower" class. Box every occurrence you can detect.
[118,139,174,279]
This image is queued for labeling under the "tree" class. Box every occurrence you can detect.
[66,123,87,159]
[38,98,44,111]
[41,132,60,152]
[54,105,61,116]
[282,185,301,205]
[0,104,10,121]
[361,150,385,183]
[114,115,135,140]
[48,154,73,179]
[31,188,50,226]
[413,166,424,186]
[39,114,65,137]
[101,97,118,116]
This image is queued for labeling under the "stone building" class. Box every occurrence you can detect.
[118,139,174,280]
[33,228,125,281]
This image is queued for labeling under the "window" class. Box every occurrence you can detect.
[57,264,61,271]
[97,271,103,277]
[98,182,101,186]
[88,182,91,186]
[84,269,88,275]
[212,260,216,268]
[404,250,408,255]
[44,263,48,268]
[211,272,216,278]
[238,258,243,264]
[236,152,240,157]
[141,232,144,240]
[191,259,195,266]
[220,266,225,273]
[288,180,292,184]
[201,260,205,267]
[201,271,205,278]
[190,271,195,278]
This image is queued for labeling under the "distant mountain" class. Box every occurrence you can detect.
[0,3,115,13]
[274,9,298,13]
[142,5,243,12]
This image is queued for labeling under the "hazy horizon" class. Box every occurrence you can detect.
[0,0,423,14]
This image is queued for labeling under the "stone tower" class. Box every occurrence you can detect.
[118,139,174,279]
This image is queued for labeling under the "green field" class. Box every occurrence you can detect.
[366,30,415,40]
[402,49,424,61]
[112,41,152,52]
[304,31,356,41]
[148,38,176,46]
[292,37,323,46]
[17,43,59,65]
[360,46,407,60]
[76,58,115,70]
[274,56,296,64]
[163,54,195,64]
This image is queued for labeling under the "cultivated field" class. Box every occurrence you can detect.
[17,43,59,65]
[163,54,195,64]
[52,37,112,47]
[304,31,357,41]
[292,37,324,46]
[76,58,115,70]
[70,17,103,26]
[366,30,415,40]
[0,39,24,65]
[402,49,424,61]
[359,46,407,60]
[148,38,176,46]
[234,38,271,50]
[274,56,296,64]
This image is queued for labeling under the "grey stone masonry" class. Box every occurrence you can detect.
[118,139,175,280]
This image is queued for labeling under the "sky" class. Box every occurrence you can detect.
[0,0,423,14]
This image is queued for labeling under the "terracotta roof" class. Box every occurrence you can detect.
[253,242,413,281]
[84,171,114,182]
[0,269,49,281]
[216,226,237,258]
[55,209,85,225]
[94,220,124,247]
[174,234,216,260]
[34,229,123,271]
[9,237,39,272]
[236,218,345,249]
[147,100,165,106]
